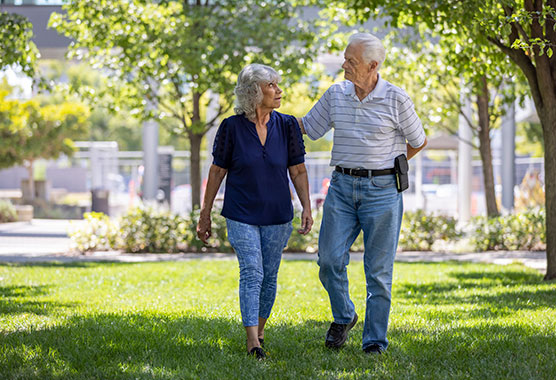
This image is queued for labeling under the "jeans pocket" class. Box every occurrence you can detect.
[371,175,396,188]
[330,170,340,184]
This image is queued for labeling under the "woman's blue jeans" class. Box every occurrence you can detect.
[318,170,403,351]
[226,218,293,327]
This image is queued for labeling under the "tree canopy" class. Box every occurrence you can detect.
[50,0,333,208]
[0,11,39,78]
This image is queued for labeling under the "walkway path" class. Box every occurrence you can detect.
[0,219,547,272]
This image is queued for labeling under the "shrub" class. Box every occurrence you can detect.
[285,211,322,253]
[31,199,85,219]
[210,211,233,252]
[0,200,17,223]
[470,208,545,251]
[399,210,461,251]
[118,207,186,253]
[183,208,233,252]
[69,212,117,252]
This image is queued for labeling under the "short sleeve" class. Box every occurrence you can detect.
[397,97,426,148]
[287,116,306,167]
[212,118,233,169]
[302,88,332,141]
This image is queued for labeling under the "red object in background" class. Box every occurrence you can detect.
[316,178,331,209]
[321,178,330,195]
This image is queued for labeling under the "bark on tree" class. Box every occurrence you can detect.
[25,160,35,202]
[540,106,556,280]
[189,132,204,210]
[476,76,499,217]
[189,91,205,210]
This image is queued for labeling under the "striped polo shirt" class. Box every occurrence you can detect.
[302,76,426,170]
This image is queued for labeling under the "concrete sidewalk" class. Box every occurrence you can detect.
[0,219,547,272]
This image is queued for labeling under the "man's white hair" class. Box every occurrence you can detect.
[234,63,281,120]
[348,33,386,70]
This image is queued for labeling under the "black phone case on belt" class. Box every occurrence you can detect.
[394,154,409,193]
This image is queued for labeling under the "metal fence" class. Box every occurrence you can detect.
[0,147,545,217]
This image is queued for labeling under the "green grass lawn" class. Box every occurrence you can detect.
[1,259,555,379]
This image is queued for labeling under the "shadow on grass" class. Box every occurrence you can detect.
[0,284,78,316]
[1,311,555,380]
[1,261,555,379]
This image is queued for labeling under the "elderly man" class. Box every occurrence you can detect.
[298,33,427,354]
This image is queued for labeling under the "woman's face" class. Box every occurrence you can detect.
[259,80,282,110]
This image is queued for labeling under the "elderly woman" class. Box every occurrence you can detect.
[197,63,313,360]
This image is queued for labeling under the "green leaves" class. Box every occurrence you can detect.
[0,12,39,78]
[470,208,546,251]
[0,86,90,169]
[50,0,328,131]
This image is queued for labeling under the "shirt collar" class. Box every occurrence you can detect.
[343,74,387,102]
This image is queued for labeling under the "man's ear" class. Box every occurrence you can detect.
[369,61,378,72]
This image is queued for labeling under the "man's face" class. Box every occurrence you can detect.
[342,43,376,85]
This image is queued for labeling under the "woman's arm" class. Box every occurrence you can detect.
[196,164,228,243]
[288,162,313,235]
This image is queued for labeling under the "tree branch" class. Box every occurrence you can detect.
[170,76,193,121]
[202,102,232,134]
[444,89,479,132]
[545,1,556,78]
[158,99,185,122]
[503,5,531,45]
[527,0,556,108]
[487,36,543,109]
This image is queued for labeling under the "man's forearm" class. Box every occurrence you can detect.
[407,137,428,160]
[296,117,306,134]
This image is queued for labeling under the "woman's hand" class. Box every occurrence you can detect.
[297,207,313,235]
[196,212,212,244]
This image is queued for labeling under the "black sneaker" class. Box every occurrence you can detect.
[248,346,266,360]
[363,344,383,355]
[325,312,358,348]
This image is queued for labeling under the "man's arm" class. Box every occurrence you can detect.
[296,117,306,134]
[407,137,427,160]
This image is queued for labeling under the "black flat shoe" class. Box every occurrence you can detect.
[248,346,266,360]
[259,338,264,348]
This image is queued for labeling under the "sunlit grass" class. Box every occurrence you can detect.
[1,260,555,379]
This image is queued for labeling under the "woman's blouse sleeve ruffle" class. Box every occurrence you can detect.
[287,115,306,166]
[212,119,233,169]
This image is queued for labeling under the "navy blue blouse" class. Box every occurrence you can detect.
[212,111,306,226]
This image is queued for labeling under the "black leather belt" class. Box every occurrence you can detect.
[335,166,395,177]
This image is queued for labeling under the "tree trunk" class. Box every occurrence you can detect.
[541,107,556,280]
[189,132,203,210]
[189,91,204,210]
[476,77,499,217]
[25,160,35,202]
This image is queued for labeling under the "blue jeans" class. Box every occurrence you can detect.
[226,218,293,327]
[318,170,403,350]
